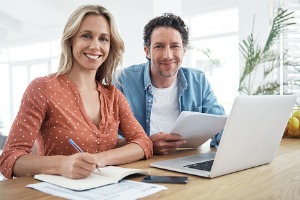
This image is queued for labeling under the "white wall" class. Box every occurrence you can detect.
[1,0,287,134]
[238,0,284,45]
[117,0,153,67]
[115,0,183,67]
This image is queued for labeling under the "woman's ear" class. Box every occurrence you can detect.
[69,38,73,47]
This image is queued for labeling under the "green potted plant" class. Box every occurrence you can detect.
[239,8,299,95]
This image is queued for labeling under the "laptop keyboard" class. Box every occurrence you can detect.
[183,160,214,171]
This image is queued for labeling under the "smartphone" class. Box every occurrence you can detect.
[142,175,188,184]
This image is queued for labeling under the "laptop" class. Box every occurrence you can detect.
[150,95,296,178]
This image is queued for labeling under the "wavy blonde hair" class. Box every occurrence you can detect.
[56,5,124,85]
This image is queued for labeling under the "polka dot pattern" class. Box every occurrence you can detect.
[0,75,153,179]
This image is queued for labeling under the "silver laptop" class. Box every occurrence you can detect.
[150,95,296,178]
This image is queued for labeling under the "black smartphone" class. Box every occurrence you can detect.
[142,175,188,184]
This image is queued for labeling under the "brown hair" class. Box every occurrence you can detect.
[56,5,124,85]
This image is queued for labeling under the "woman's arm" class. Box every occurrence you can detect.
[116,90,153,159]
[13,153,99,179]
[96,143,144,167]
[0,77,48,179]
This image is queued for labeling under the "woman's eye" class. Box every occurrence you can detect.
[82,34,91,39]
[99,37,109,42]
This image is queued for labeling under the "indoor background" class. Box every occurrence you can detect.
[0,0,299,137]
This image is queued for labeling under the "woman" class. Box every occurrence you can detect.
[0,5,153,180]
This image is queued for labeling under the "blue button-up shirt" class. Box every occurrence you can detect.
[114,61,225,147]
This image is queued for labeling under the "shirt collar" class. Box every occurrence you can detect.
[143,60,188,91]
[177,66,188,91]
[144,61,152,90]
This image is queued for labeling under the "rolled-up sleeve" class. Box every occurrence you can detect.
[0,77,47,179]
[117,91,153,159]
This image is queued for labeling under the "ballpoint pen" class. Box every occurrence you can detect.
[68,138,101,173]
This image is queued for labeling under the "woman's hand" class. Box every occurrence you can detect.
[60,153,100,179]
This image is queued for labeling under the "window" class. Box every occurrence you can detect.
[0,64,10,136]
[184,8,239,113]
[285,2,300,104]
[0,40,60,136]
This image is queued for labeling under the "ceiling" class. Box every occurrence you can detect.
[0,0,110,46]
[0,0,238,47]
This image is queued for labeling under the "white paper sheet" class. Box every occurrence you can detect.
[171,111,227,148]
[27,180,167,200]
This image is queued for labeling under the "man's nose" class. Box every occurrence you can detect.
[163,47,172,59]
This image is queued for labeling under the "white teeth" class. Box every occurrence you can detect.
[86,54,100,59]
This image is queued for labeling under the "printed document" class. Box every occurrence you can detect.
[171,111,227,148]
[27,180,167,200]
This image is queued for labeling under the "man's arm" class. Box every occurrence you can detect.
[118,133,186,155]
[150,132,186,155]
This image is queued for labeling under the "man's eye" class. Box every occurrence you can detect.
[154,45,161,49]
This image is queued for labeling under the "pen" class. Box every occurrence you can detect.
[68,138,101,173]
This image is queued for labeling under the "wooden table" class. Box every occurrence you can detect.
[1,138,300,200]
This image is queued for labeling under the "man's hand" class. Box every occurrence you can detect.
[150,132,186,155]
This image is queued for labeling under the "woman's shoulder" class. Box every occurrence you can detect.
[98,83,120,93]
[28,74,65,89]
[28,74,52,86]
[98,83,126,103]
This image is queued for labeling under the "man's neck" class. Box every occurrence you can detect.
[151,75,177,88]
[150,68,178,88]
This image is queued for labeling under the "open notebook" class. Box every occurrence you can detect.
[151,95,296,178]
[34,166,149,191]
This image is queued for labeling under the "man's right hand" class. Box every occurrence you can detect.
[150,132,186,155]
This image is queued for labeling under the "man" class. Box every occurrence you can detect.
[115,13,225,155]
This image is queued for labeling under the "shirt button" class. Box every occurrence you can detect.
[96,135,100,138]
[148,99,151,103]
[146,119,149,122]
[97,142,100,145]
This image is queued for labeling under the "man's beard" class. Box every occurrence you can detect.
[152,61,179,78]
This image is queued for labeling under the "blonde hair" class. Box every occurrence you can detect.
[56,5,124,85]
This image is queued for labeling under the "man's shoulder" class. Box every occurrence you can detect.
[181,67,205,77]
[118,63,148,83]
[122,63,147,73]
[181,67,203,73]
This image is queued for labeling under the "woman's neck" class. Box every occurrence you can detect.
[67,68,97,91]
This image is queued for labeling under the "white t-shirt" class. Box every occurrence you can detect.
[150,81,180,135]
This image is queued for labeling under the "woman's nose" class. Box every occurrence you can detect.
[89,39,100,51]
